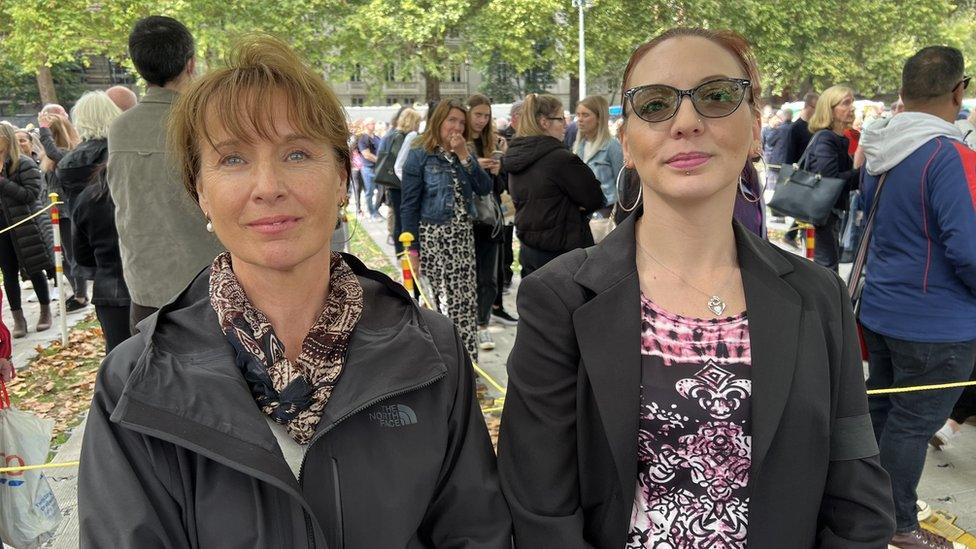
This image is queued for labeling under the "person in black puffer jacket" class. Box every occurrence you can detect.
[71,170,130,352]
[56,91,122,311]
[502,93,605,278]
[0,124,55,337]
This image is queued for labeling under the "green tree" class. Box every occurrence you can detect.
[324,0,491,102]
[0,0,146,104]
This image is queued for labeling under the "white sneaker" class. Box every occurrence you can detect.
[478,329,495,351]
[917,499,932,522]
[929,422,960,450]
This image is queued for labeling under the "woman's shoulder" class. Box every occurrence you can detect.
[12,155,40,177]
[518,249,591,306]
[94,331,151,400]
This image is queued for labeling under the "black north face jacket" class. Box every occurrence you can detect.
[78,254,512,548]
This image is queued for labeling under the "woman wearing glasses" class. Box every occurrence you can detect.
[502,93,604,278]
[498,28,895,548]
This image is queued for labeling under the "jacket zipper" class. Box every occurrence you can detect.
[297,372,446,545]
[331,458,344,549]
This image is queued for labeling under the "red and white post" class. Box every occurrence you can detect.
[49,193,68,346]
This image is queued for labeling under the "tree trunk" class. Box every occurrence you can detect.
[36,65,58,106]
[424,71,441,103]
[569,75,580,111]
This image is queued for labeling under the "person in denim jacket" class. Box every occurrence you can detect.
[400,99,493,359]
[573,95,624,243]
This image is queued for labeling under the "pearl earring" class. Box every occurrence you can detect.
[205,218,214,233]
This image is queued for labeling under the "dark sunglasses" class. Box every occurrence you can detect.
[955,75,972,92]
[623,78,752,123]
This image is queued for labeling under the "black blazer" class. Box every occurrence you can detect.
[498,211,895,548]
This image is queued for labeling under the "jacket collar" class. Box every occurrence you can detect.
[572,208,801,533]
[139,86,177,105]
[113,254,447,493]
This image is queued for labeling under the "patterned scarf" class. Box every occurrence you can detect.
[209,252,364,444]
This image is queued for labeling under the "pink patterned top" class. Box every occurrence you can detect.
[627,294,752,548]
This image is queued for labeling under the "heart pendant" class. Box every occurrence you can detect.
[707,296,727,317]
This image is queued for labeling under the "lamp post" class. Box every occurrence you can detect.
[572,0,594,99]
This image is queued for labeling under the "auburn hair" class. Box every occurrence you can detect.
[168,34,351,203]
[620,28,763,121]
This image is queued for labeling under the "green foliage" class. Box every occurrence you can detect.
[0,0,971,104]
[0,59,90,114]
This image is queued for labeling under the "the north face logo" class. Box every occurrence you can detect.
[369,404,418,428]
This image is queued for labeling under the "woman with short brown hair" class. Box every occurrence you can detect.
[79,35,510,548]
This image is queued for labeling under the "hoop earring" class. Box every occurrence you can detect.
[616,166,642,213]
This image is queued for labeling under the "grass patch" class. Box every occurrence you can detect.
[346,218,397,279]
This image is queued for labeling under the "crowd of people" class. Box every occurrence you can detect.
[0,11,973,549]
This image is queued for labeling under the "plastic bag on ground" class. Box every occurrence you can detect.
[0,381,61,548]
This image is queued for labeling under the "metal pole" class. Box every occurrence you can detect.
[49,193,68,346]
[578,1,586,100]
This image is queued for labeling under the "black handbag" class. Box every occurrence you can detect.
[374,131,406,188]
[768,131,848,226]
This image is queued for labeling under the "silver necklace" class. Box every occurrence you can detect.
[636,240,738,317]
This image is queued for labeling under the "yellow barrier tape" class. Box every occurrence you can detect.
[0,201,61,236]
[472,363,507,395]
[0,460,79,474]
[398,246,508,397]
[866,380,976,396]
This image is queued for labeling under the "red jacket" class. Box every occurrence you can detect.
[0,288,10,359]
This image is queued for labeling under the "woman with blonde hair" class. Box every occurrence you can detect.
[573,94,624,243]
[56,90,123,311]
[503,92,604,277]
[803,84,859,272]
[400,99,494,360]
[0,124,54,337]
[380,107,422,255]
[79,35,510,547]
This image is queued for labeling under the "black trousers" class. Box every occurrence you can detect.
[519,244,563,280]
[59,216,88,300]
[473,226,499,326]
[96,304,131,353]
[129,302,158,335]
[0,230,49,310]
[493,226,512,309]
[814,214,841,273]
[500,224,514,286]
[389,188,404,254]
[950,362,976,424]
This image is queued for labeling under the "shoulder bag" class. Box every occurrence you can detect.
[768,131,848,226]
[374,131,406,188]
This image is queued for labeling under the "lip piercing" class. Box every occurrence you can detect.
[685,171,691,176]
